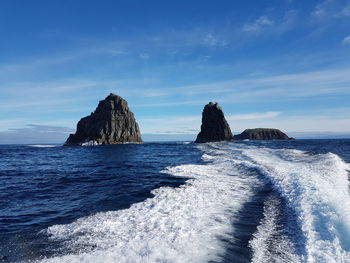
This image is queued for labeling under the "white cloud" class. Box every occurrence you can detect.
[0,124,74,144]
[98,48,127,56]
[139,111,281,134]
[3,67,346,112]
[202,33,228,47]
[312,0,330,18]
[141,116,200,124]
[139,53,150,60]
[142,112,280,125]
[311,0,350,19]
[227,111,281,121]
[150,68,350,103]
[242,15,274,32]
[0,118,29,131]
[341,5,350,16]
[140,109,350,136]
[342,36,350,44]
[231,115,350,134]
[241,10,298,36]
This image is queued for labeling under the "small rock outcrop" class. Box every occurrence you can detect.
[64,93,142,146]
[195,102,233,143]
[233,128,293,140]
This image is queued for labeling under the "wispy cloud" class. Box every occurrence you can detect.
[140,111,281,134]
[0,124,74,144]
[232,115,350,133]
[2,66,349,115]
[242,10,298,36]
[139,53,150,60]
[227,111,281,121]
[342,36,350,45]
[142,112,281,125]
[311,0,350,20]
[202,33,228,47]
[242,15,274,33]
[132,67,350,107]
[0,118,29,130]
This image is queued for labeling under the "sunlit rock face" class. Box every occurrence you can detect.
[64,93,142,146]
[195,102,233,143]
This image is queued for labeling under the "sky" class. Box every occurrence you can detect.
[1,0,350,143]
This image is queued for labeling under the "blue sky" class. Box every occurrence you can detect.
[1,0,350,143]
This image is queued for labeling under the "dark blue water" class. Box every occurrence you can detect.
[0,140,350,262]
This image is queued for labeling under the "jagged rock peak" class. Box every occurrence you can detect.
[233,128,293,140]
[64,93,142,146]
[195,102,233,143]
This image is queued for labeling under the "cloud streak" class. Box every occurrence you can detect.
[133,67,350,107]
[227,111,281,121]
[140,111,281,134]
[343,36,350,45]
[242,15,274,33]
[311,0,350,20]
[0,124,74,144]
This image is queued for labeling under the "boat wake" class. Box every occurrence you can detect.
[39,143,350,263]
[242,146,350,263]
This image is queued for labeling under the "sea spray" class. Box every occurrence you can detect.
[243,147,350,263]
[41,143,260,262]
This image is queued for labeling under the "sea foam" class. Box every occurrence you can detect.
[40,143,259,263]
[28,145,58,148]
[243,147,350,263]
[39,143,350,263]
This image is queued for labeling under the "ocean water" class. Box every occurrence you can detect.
[0,139,350,263]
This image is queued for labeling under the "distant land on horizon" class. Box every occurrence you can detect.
[1,131,350,145]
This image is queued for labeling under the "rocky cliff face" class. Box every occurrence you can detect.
[195,102,233,143]
[64,93,142,146]
[233,128,293,140]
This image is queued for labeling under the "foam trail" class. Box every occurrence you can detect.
[243,147,350,263]
[28,145,58,148]
[40,144,260,263]
[249,195,301,263]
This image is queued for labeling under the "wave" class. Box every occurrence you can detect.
[27,145,59,148]
[40,143,260,262]
[38,143,350,263]
[249,195,301,263]
[242,146,350,263]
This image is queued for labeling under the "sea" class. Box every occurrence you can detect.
[1,139,350,263]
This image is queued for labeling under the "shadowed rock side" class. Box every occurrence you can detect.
[234,128,293,140]
[64,93,142,146]
[195,102,233,143]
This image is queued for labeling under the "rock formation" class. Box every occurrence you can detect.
[64,93,142,146]
[195,102,233,143]
[233,128,293,140]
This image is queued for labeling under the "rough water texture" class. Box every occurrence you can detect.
[234,128,292,140]
[64,93,142,146]
[1,139,350,263]
[195,102,233,143]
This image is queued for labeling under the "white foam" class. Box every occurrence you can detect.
[28,145,58,148]
[242,147,350,263]
[81,140,99,146]
[40,145,259,263]
[249,196,301,263]
[38,143,350,262]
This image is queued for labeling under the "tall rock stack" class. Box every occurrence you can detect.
[64,93,142,146]
[195,102,233,143]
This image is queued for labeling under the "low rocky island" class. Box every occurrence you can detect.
[234,128,293,140]
[195,102,234,143]
[64,93,142,146]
